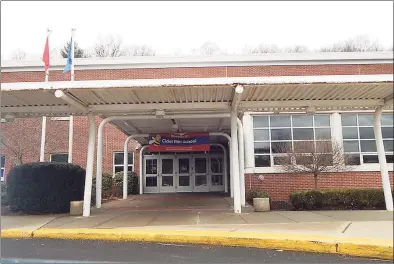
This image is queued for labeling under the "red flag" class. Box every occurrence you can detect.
[42,37,50,70]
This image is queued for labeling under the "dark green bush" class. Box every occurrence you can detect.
[7,162,85,214]
[290,189,391,210]
[113,171,139,195]
[246,189,271,205]
[1,182,8,206]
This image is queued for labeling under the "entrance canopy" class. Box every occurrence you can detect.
[2,74,393,137]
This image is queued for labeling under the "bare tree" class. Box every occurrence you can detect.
[245,43,282,54]
[197,41,222,56]
[285,45,309,53]
[319,35,384,52]
[10,49,27,60]
[129,44,156,56]
[278,140,352,189]
[92,35,129,57]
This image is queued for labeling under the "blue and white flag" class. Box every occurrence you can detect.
[63,37,73,73]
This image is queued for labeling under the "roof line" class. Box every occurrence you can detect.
[1,52,393,72]
[2,74,392,91]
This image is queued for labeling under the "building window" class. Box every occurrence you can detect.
[50,117,70,121]
[113,152,134,174]
[253,114,331,167]
[1,155,5,182]
[341,113,393,165]
[50,153,69,163]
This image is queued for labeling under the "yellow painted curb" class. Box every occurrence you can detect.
[2,228,393,260]
[1,228,33,238]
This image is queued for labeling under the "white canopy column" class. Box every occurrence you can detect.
[373,98,394,212]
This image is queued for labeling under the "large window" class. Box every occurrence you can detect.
[50,153,69,163]
[253,114,331,167]
[1,155,5,182]
[341,113,393,165]
[113,152,134,174]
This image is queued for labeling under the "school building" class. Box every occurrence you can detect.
[1,52,393,216]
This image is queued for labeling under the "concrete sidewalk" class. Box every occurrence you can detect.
[1,209,393,260]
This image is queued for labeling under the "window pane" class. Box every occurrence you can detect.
[195,158,206,173]
[316,141,332,153]
[162,176,173,186]
[271,129,291,140]
[195,175,207,186]
[178,158,190,174]
[358,114,373,126]
[294,141,314,153]
[211,175,223,186]
[0,156,5,167]
[345,154,361,165]
[146,177,157,187]
[114,152,123,164]
[253,116,269,128]
[359,127,375,139]
[342,127,358,139]
[292,115,313,127]
[51,154,68,163]
[343,141,359,152]
[384,140,393,152]
[381,114,394,126]
[253,129,269,141]
[318,154,333,166]
[295,155,313,165]
[146,159,158,174]
[341,114,357,126]
[386,155,394,164]
[363,155,379,164]
[114,166,123,173]
[271,142,292,153]
[270,116,291,127]
[315,115,330,126]
[382,127,393,139]
[273,156,291,165]
[179,176,190,186]
[255,155,271,167]
[293,128,314,140]
[210,158,222,173]
[254,142,270,154]
[360,140,377,152]
[315,128,331,139]
[162,159,174,174]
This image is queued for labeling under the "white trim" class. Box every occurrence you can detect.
[113,151,134,176]
[2,52,392,72]
[50,117,71,121]
[2,74,392,92]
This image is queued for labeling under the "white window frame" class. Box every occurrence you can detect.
[50,153,69,163]
[252,114,332,172]
[1,155,5,182]
[113,152,134,176]
[341,112,394,171]
[50,117,70,121]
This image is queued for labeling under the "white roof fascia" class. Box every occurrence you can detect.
[1,52,393,72]
[1,74,393,92]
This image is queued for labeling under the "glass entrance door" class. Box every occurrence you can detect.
[177,155,192,192]
[144,156,159,193]
[209,155,225,192]
[193,155,209,192]
[159,156,176,193]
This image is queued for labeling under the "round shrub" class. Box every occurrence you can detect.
[113,171,139,195]
[246,189,271,205]
[7,162,85,214]
[1,182,8,206]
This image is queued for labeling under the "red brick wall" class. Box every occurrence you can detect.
[245,172,394,201]
[1,64,393,83]
[0,117,140,180]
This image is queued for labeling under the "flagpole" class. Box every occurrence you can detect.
[40,28,51,162]
[68,28,76,163]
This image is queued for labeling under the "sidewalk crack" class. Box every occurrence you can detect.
[341,222,352,234]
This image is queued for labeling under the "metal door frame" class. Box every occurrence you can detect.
[159,155,176,193]
[176,154,193,192]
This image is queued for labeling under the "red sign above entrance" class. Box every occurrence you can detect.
[148,133,210,152]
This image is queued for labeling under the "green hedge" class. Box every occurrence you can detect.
[290,189,393,210]
[246,189,271,205]
[1,182,8,206]
[113,171,139,196]
[7,162,85,214]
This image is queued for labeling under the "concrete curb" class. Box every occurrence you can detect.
[1,228,393,260]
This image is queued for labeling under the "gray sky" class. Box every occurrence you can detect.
[1,1,393,59]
